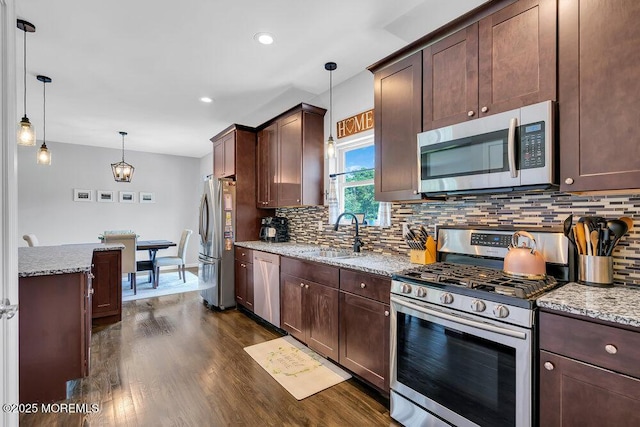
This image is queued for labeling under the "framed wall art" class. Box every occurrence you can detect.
[97,190,114,202]
[139,192,155,203]
[119,191,136,203]
[73,189,93,202]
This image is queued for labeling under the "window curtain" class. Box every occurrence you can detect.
[328,176,340,224]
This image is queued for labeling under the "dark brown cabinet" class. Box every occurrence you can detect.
[234,248,253,311]
[280,257,339,361]
[212,131,235,178]
[91,249,122,324]
[211,125,267,241]
[373,51,422,202]
[256,104,326,208]
[339,269,390,392]
[19,271,92,403]
[423,0,556,130]
[539,311,640,426]
[559,0,640,192]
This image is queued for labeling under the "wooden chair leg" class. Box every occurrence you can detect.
[182,264,186,283]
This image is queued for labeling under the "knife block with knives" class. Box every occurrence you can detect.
[404,225,437,264]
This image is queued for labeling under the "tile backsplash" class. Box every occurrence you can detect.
[277,190,640,285]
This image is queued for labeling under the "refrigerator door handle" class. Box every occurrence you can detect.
[199,192,210,244]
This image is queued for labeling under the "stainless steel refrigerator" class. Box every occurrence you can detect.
[199,176,236,310]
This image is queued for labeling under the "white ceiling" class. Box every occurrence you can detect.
[15,0,489,158]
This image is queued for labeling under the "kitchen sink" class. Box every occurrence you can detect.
[308,249,365,259]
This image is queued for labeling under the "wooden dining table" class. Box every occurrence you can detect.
[136,240,177,283]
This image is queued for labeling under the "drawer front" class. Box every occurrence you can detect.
[540,311,640,379]
[281,257,339,288]
[339,269,390,304]
[234,247,253,263]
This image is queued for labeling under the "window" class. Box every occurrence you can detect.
[335,137,379,225]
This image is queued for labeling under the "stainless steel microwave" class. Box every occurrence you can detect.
[417,100,556,195]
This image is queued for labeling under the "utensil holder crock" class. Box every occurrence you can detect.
[578,255,613,286]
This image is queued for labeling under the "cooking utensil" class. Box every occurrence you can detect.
[584,223,592,255]
[503,230,547,279]
[573,224,587,255]
[605,219,629,256]
[563,215,575,244]
[590,230,599,256]
[620,216,633,231]
[426,236,437,262]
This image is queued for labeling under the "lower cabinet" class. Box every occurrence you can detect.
[339,269,391,392]
[280,257,340,361]
[234,248,253,311]
[539,310,640,426]
[19,271,92,403]
[91,249,122,324]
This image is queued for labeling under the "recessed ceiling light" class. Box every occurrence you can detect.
[200,97,213,103]
[254,32,274,45]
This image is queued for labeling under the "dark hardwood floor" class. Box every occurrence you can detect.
[20,291,396,426]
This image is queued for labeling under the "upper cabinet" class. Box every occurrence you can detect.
[256,103,326,208]
[559,0,640,193]
[211,130,236,178]
[373,51,423,202]
[423,0,556,130]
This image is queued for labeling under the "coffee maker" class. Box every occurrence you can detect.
[259,217,290,242]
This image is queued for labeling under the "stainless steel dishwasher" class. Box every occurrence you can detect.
[252,251,280,327]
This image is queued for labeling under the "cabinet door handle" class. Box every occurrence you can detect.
[467,110,475,117]
[543,361,554,371]
[360,283,366,289]
[481,106,489,113]
[605,344,618,354]
[384,310,389,317]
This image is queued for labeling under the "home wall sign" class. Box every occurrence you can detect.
[336,109,374,139]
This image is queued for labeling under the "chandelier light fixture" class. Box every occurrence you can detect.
[16,19,36,146]
[36,75,52,165]
[111,131,135,182]
[325,61,337,159]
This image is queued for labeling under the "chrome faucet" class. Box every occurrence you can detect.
[334,212,363,253]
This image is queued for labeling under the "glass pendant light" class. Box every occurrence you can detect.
[16,19,36,146]
[36,75,52,165]
[325,62,337,159]
[111,131,135,182]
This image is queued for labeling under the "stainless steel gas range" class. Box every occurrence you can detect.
[390,227,570,427]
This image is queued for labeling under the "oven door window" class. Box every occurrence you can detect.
[420,129,510,180]
[397,311,516,427]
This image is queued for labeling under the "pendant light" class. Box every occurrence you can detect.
[36,75,52,165]
[325,62,337,159]
[16,19,36,146]
[111,131,135,182]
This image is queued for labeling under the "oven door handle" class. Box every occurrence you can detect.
[391,296,527,340]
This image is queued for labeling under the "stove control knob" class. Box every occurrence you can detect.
[416,288,427,298]
[440,292,454,304]
[401,284,412,294]
[493,305,510,318]
[471,300,486,312]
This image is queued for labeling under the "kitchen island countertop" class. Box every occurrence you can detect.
[537,282,640,328]
[19,243,124,277]
[234,241,415,276]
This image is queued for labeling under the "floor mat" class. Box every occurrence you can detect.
[122,271,210,302]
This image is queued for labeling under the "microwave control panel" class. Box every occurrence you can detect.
[520,121,545,169]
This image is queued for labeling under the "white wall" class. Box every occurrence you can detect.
[17,141,203,264]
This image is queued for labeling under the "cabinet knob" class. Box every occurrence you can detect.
[564,178,574,185]
[413,190,418,195]
[241,252,245,256]
[296,199,300,203]
[300,283,304,288]
[467,110,475,117]
[605,344,618,354]
[384,310,390,317]
[240,263,245,268]
[481,106,489,113]
[360,283,366,289]
[544,361,554,371]
[305,284,309,289]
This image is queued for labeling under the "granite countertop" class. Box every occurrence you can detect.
[235,241,415,276]
[537,282,640,328]
[19,243,124,277]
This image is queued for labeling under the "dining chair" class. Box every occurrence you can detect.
[153,229,193,288]
[103,232,137,294]
[23,234,39,247]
